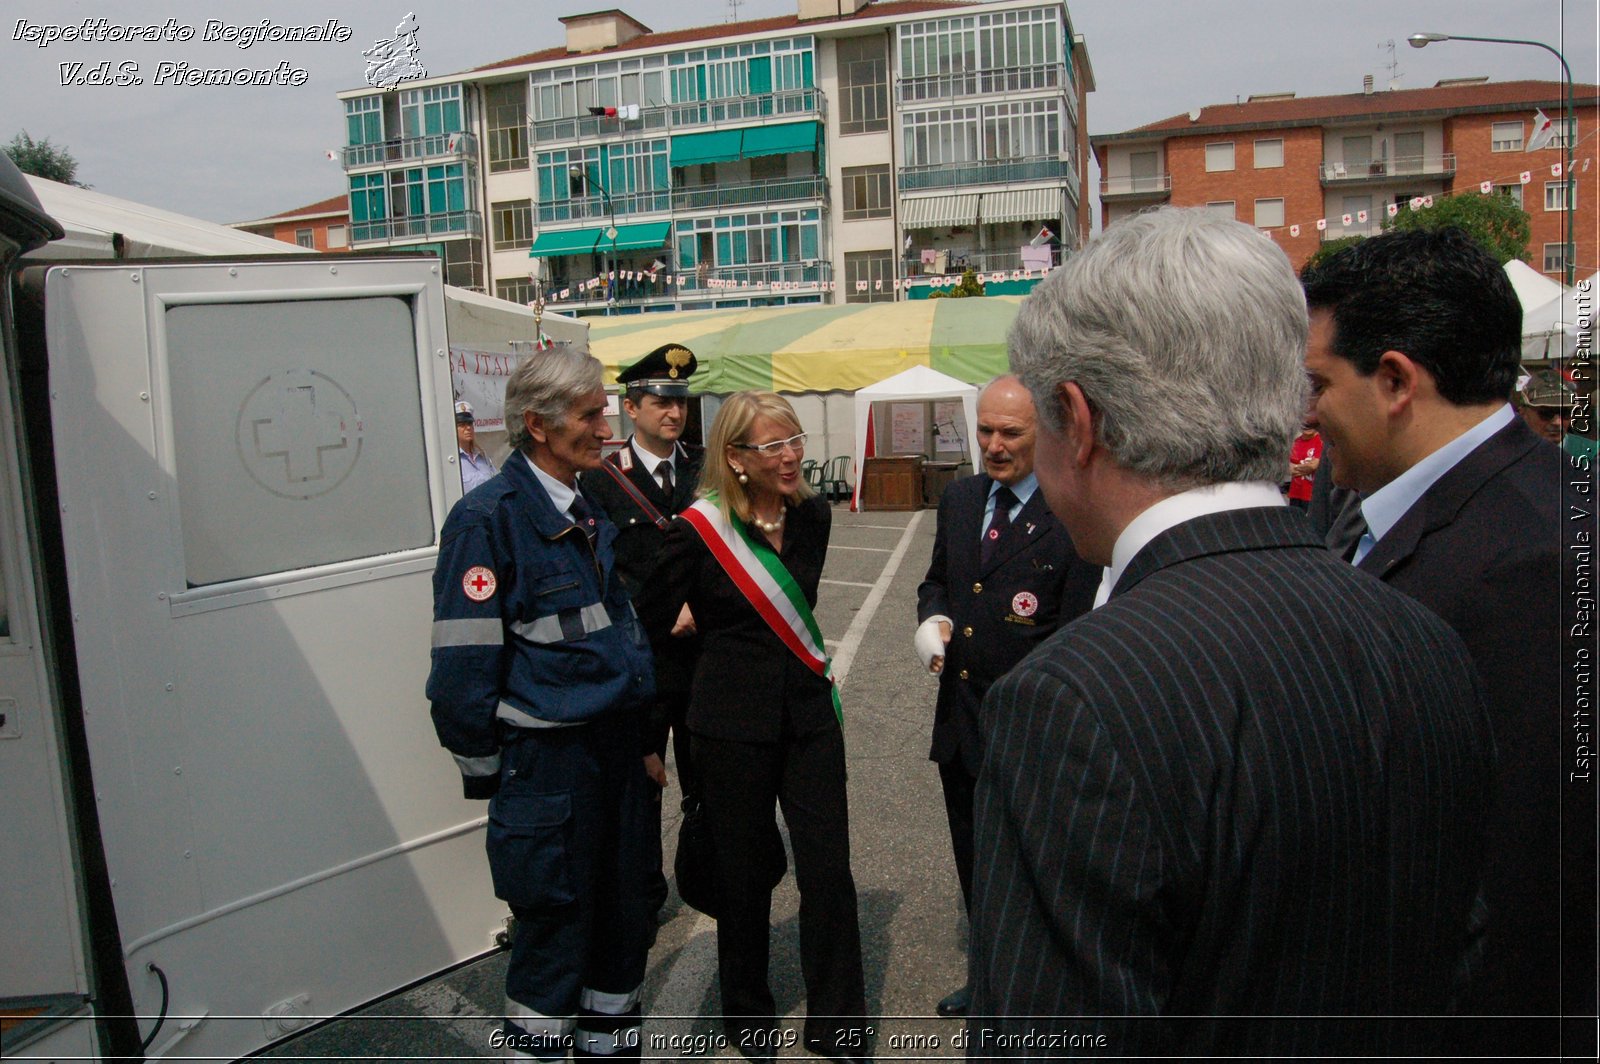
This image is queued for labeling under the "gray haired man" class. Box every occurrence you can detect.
[428,347,659,1059]
[969,208,1494,1056]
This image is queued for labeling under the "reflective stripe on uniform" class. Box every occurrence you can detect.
[432,618,504,648]
[453,752,501,777]
[497,701,580,729]
[509,602,612,644]
[502,999,573,1062]
[579,984,642,1014]
[573,1025,633,1056]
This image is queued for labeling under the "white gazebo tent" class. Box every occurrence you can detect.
[851,365,980,510]
[1504,259,1565,315]
[1521,272,1595,363]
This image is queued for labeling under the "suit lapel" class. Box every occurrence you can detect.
[1115,506,1323,598]
[1357,418,1540,580]
[981,489,1055,575]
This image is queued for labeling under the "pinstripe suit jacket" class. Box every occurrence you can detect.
[970,506,1495,1058]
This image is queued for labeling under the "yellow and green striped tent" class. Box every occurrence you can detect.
[587,296,1025,393]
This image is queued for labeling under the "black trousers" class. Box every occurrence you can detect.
[938,758,977,914]
[692,725,866,1056]
[646,690,695,917]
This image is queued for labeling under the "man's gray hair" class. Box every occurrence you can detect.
[1009,208,1308,489]
[503,346,605,452]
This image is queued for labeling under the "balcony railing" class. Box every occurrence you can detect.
[531,89,826,146]
[1099,173,1172,198]
[673,175,828,212]
[897,64,1061,103]
[899,156,1072,192]
[350,210,482,245]
[343,131,477,169]
[903,246,1062,278]
[1320,153,1456,183]
[537,191,672,225]
[542,259,832,308]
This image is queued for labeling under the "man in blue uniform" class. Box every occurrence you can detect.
[913,374,1101,1017]
[427,347,658,1060]
[580,344,704,918]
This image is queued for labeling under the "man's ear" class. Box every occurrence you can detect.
[1057,381,1096,467]
[524,408,547,445]
[1374,350,1425,415]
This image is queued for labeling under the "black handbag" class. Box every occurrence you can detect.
[673,795,787,919]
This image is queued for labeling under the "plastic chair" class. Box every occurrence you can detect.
[819,455,852,501]
[802,459,823,493]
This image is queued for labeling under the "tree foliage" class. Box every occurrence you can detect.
[1301,235,1365,275]
[928,268,987,299]
[1382,191,1530,265]
[4,131,86,186]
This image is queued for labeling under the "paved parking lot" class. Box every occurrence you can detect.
[268,503,976,1061]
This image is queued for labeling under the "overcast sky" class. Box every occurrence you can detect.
[3,0,1594,224]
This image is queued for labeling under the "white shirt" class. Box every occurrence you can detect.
[1093,481,1287,607]
[523,454,583,522]
[1352,404,1513,565]
[629,437,676,487]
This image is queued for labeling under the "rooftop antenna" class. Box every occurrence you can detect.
[1382,38,1403,89]
[728,0,744,22]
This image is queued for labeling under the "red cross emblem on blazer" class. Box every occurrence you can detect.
[1011,591,1038,617]
[462,566,497,602]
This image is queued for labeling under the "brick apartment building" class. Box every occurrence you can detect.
[231,194,352,252]
[1093,78,1598,280]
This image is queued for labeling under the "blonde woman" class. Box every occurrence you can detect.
[637,392,867,1063]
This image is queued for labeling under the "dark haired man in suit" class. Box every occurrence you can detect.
[581,343,704,918]
[1302,227,1593,1051]
[914,374,1099,1017]
[972,208,1495,1057]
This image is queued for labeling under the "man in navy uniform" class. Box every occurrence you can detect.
[580,343,704,914]
[913,373,1101,1017]
[428,347,658,1059]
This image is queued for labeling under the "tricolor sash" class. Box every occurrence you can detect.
[679,497,842,721]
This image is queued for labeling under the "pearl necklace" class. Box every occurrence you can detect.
[751,509,786,534]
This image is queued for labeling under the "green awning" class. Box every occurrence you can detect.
[670,129,743,168]
[604,222,673,253]
[528,227,603,257]
[740,121,819,159]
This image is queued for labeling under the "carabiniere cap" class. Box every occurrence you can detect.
[617,343,696,398]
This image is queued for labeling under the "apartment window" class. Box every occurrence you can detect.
[345,96,383,146]
[1549,116,1577,149]
[1491,121,1523,152]
[326,225,348,249]
[400,84,464,138]
[844,250,894,303]
[838,36,888,135]
[1543,242,1572,272]
[492,200,533,252]
[294,228,315,249]
[1254,138,1284,169]
[841,165,891,220]
[485,81,528,173]
[1205,142,1235,172]
[1544,179,1575,212]
[495,278,534,305]
[1495,183,1524,209]
[897,8,1060,100]
[1253,198,1284,228]
[901,100,1060,168]
[1205,201,1235,220]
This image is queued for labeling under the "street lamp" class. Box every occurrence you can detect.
[569,164,620,314]
[1409,31,1575,286]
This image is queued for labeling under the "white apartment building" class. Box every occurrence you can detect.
[335,0,1092,315]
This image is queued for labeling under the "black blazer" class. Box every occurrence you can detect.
[580,439,704,598]
[1357,415,1591,1021]
[636,494,835,744]
[916,474,1099,773]
[971,506,1495,1057]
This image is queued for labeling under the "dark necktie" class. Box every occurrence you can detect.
[658,462,674,495]
[982,486,1018,564]
[569,492,598,541]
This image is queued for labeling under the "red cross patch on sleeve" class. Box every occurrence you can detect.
[462,566,498,602]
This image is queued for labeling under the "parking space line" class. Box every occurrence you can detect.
[821,578,876,589]
[832,511,925,685]
[851,524,913,531]
[828,545,894,553]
